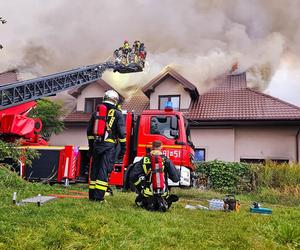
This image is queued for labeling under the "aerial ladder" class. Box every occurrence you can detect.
[0,53,147,184]
[1,62,118,109]
[0,51,147,144]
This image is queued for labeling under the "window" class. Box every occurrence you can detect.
[84,97,103,113]
[194,148,205,162]
[150,115,178,139]
[240,158,289,164]
[159,95,180,110]
[240,158,265,164]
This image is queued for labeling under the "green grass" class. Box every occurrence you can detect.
[1,167,300,249]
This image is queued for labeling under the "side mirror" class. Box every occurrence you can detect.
[170,129,179,139]
[171,116,178,130]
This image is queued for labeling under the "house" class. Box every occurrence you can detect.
[1,68,300,163]
[51,67,300,163]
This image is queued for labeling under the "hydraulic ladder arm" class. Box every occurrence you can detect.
[0,62,116,109]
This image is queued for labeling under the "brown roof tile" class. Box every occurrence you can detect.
[188,72,300,121]
[0,71,18,85]
[64,70,300,124]
[64,111,91,123]
[122,91,150,115]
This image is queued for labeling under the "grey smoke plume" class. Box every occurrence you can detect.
[0,0,300,101]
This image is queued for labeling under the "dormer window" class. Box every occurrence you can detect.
[84,97,103,113]
[159,95,180,110]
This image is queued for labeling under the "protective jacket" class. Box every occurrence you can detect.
[87,102,126,201]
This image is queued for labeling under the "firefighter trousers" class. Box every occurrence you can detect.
[89,142,115,201]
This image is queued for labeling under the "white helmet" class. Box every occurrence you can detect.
[103,90,119,105]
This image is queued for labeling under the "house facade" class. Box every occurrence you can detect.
[2,69,300,163]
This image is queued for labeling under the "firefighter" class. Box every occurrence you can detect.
[138,43,147,67]
[129,140,180,212]
[87,90,126,202]
[119,40,131,64]
[133,40,141,54]
[132,40,141,63]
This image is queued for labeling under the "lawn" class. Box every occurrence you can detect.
[1,167,300,250]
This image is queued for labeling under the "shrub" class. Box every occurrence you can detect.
[251,161,300,189]
[196,160,300,195]
[196,160,252,192]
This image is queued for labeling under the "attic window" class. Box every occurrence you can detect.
[159,95,180,110]
[85,97,103,113]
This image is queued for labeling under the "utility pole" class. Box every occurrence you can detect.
[0,17,7,50]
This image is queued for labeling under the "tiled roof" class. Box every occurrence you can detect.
[63,69,300,124]
[0,71,18,85]
[142,66,199,99]
[64,111,91,123]
[122,91,150,114]
[188,73,300,121]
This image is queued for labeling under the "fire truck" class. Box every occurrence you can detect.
[0,60,195,187]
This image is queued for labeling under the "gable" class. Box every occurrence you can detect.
[142,67,199,99]
[149,75,192,109]
[76,82,106,111]
[142,67,199,110]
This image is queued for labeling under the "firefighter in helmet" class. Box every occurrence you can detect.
[87,90,126,202]
[120,40,131,64]
[128,140,180,212]
[132,40,141,64]
[133,40,141,54]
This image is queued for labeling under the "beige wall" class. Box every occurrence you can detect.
[235,126,299,162]
[50,122,300,163]
[149,76,191,109]
[191,128,235,161]
[77,82,105,111]
[49,126,88,147]
[191,126,300,162]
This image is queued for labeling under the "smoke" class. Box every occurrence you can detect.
[1,0,300,101]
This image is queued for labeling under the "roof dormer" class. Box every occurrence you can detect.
[142,67,199,110]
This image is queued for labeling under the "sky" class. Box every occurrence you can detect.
[1,0,300,105]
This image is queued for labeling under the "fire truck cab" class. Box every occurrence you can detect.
[133,106,195,186]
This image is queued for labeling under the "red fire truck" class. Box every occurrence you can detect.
[110,105,195,188]
[0,61,195,187]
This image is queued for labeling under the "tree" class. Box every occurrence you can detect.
[28,99,65,141]
[0,140,39,167]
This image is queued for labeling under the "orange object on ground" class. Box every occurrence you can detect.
[48,194,88,199]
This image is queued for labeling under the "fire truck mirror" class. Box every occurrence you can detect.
[170,129,179,139]
[171,116,178,130]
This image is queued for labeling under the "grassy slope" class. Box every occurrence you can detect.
[1,167,300,250]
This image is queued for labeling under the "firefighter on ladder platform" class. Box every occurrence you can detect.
[87,90,126,202]
[129,140,180,212]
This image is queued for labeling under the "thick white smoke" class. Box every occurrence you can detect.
[0,0,300,103]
